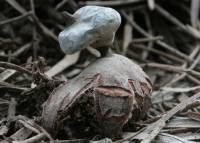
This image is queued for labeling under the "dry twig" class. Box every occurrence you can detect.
[132,92,200,143]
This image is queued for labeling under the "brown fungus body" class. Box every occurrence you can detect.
[41,54,152,138]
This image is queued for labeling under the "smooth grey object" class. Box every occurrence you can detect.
[58,6,121,54]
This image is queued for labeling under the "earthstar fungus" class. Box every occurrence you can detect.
[42,6,152,139]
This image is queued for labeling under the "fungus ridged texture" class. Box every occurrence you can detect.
[42,54,152,139]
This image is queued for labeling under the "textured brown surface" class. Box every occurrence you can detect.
[42,54,152,138]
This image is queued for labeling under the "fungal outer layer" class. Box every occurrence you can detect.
[42,54,153,138]
[58,6,121,54]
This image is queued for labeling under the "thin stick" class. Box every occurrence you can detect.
[12,43,32,57]
[30,0,35,14]
[18,120,40,134]
[132,44,183,63]
[7,98,16,120]
[122,12,133,55]
[141,63,200,78]
[0,12,32,26]
[45,52,80,77]
[55,139,87,143]
[142,11,153,60]
[13,133,46,143]
[191,0,200,28]
[55,0,70,10]
[0,69,16,81]
[131,36,163,43]
[161,86,200,93]
[30,0,38,60]
[186,74,200,84]
[0,62,32,75]
[0,81,29,91]
[147,0,155,10]
[79,0,143,7]
[86,46,101,57]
